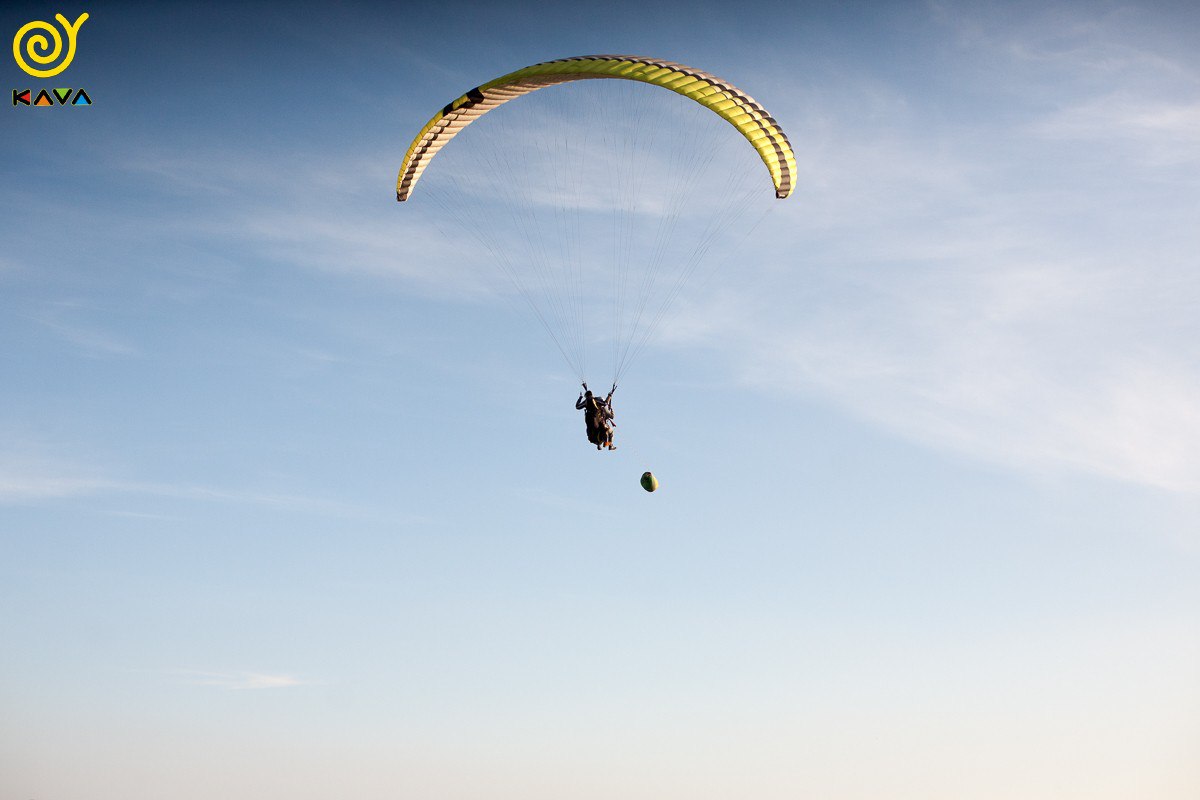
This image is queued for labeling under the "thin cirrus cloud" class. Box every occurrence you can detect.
[1032,95,1200,166]
[32,310,140,358]
[691,22,1200,495]
[101,142,498,298]
[0,451,378,517]
[177,670,311,690]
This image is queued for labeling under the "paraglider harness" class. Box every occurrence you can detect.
[577,382,616,450]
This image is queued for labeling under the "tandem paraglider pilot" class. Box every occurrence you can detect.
[576,382,616,451]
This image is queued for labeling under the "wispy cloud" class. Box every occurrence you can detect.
[0,442,121,502]
[30,300,140,357]
[0,449,421,520]
[725,237,1200,493]
[0,471,121,502]
[672,14,1200,495]
[106,141,502,300]
[177,670,312,690]
[1032,94,1200,166]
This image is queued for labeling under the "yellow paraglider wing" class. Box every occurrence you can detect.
[397,54,797,201]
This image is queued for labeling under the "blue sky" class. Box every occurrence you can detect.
[3,1,1199,798]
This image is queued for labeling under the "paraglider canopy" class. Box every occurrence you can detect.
[395,53,796,388]
[396,54,797,203]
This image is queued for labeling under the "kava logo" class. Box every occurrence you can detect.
[11,11,92,107]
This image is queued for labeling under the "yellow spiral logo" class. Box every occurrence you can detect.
[12,12,89,78]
